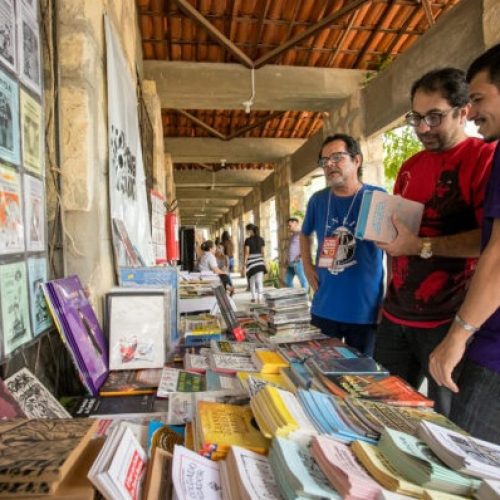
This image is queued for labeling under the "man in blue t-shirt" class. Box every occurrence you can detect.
[429,44,500,444]
[300,133,385,356]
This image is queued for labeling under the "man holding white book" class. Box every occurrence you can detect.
[300,134,385,356]
[428,44,500,444]
[375,68,496,416]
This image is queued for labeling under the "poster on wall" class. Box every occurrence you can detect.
[27,257,51,335]
[0,260,32,356]
[23,173,44,250]
[20,89,42,175]
[0,0,17,74]
[0,163,24,254]
[21,0,38,21]
[104,15,153,268]
[0,68,19,165]
[151,190,166,262]
[17,1,40,96]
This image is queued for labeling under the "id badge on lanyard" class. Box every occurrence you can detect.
[317,236,339,268]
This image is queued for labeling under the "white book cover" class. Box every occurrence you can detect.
[88,423,147,500]
[355,191,424,243]
[109,294,166,370]
[172,445,222,500]
[156,367,204,398]
[230,445,281,499]
[209,353,258,373]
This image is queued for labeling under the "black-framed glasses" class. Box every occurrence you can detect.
[405,107,457,128]
[317,152,351,169]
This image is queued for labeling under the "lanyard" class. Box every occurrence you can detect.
[324,185,362,237]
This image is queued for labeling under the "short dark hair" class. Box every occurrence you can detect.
[410,67,469,107]
[201,240,214,251]
[221,230,230,242]
[245,223,259,236]
[319,133,363,179]
[287,217,299,224]
[467,43,500,88]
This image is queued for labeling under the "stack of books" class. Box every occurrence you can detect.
[219,445,282,499]
[378,427,481,496]
[268,436,340,499]
[310,435,382,499]
[251,350,289,374]
[192,400,270,460]
[181,314,222,346]
[250,385,317,446]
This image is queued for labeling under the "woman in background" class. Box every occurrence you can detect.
[221,231,234,272]
[199,240,234,295]
[244,224,266,303]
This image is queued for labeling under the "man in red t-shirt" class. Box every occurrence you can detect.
[375,68,496,416]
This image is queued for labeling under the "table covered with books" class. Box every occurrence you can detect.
[1,279,500,500]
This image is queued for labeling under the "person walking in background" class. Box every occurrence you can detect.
[244,224,266,303]
[285,217,308,290]
[198,240,234,295]
[221,230,234,272]
[375,68,496,416]
[300,133,385,357]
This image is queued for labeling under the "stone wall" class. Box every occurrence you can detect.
[54,0,168,320]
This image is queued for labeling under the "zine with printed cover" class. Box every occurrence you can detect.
[23,173,44,250]
[0,261,31,355]
[5,367,71,418]
[0,163,24,254]
[18,1,41,95]
[0,0,17,74]
[27,256,52,335]
[0,69,19,165]
[20,89,42,175]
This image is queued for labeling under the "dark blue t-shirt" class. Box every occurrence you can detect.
[467,142,500,372]
[302,185,385,324]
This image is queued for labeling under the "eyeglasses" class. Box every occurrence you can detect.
[318,152,351,169]
[405,107,457,128]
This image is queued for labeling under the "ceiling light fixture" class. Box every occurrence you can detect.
[242,67,255,114]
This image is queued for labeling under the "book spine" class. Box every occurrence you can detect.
[354,190,373,239]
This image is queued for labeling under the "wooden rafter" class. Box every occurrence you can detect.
[352,0,394,68]
[421,0,435,26]
[251,0,272,60]
[325,9,358,67]
[226,111,286,140]
[225,0,236,62]
[165,0,173,60]
[306,0,335,65]
[384,5,421,55]
[305,112,323,137]
[283,0,301,42]
[173,0,253,68]
[253,0,371,69]
[176,109,226,140]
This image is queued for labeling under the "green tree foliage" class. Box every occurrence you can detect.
[383,126,422,191]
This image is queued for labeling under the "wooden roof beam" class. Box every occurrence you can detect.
[176,109,227,140]
[325,10,358,67]
[172,0,253,68]
[226,111,285,140]
[352,0,394,68]
[421,0,435,26]
[253,0,371,69]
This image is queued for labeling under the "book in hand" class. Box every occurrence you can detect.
[5,367,71,418]
[417,420,500,480]
[355,190,424,243]
[42,275,109,396]
[88,421,147,500]
[171,445,222,500]
[156,367,205,398]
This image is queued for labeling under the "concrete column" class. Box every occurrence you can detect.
[260,199,272,264]
[483,0,500,47]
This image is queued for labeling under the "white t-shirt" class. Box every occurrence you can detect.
[198,252,218,272]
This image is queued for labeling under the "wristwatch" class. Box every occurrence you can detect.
[419,238,433,259]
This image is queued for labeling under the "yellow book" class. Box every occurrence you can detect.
[236,371,290,392]
[262,386,299,436]
[196,401,270,459]
[252,351,289,374]
[253,388,290,436]
[351,440,424,498]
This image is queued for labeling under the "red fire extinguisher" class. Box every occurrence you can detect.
[165,200,179,262]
